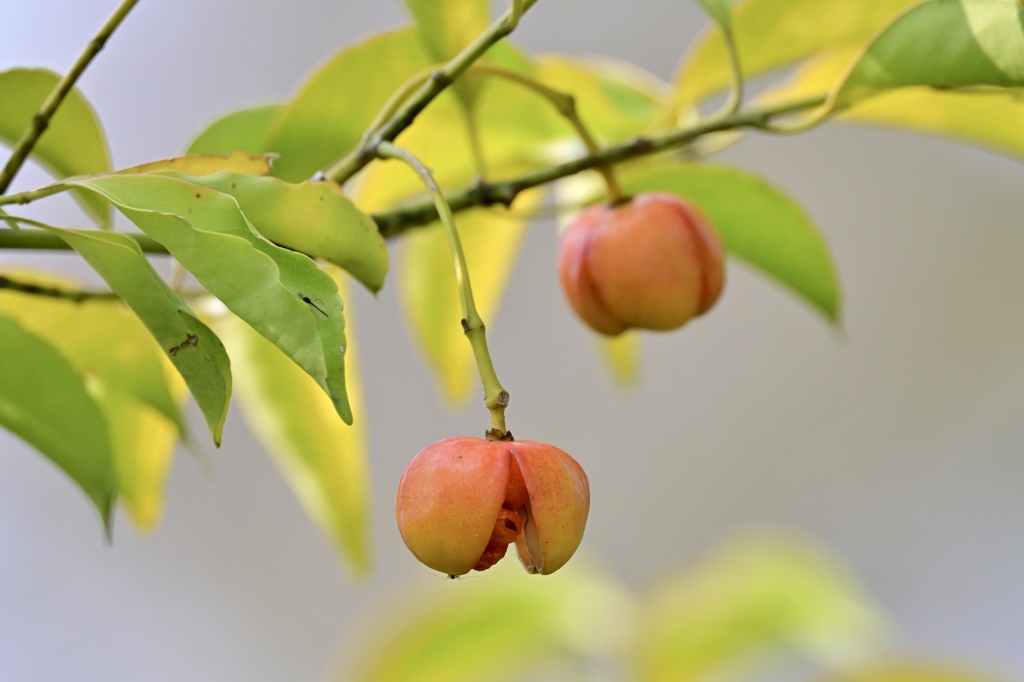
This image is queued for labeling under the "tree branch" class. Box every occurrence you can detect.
[0,227,168,254]
[370,95,827,236]
[0,274,120,302]
[0,0,141,194]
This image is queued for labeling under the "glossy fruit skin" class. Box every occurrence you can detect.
[559,193,725,336]
[396,437,590,576]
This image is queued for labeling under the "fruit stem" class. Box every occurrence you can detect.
[376,141,510,436]
[0,0,142,195]
[467,63,628,205]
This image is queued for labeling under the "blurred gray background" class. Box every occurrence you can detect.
[2,1,1023,680]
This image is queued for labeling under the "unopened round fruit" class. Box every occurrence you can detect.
[559,192,725,335]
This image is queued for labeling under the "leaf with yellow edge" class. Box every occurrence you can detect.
[0,316,115,527]
[343,560,634,681]
[0,68,111,226]
[398,202,540,405]
[116,151,272,177]
[0,270,189,530]
[764,49,1024,160]
[67,173,353,424]
[634,532,883,682]
[36,227,231,445]
[213,271,371,573]
[0,271,184,432]
[673,0,920,107]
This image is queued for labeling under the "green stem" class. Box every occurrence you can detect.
[326,0,533,185]
[0,0,141,194]
[469,63,628,205]
[371,94,827,236]
[376,141,510,436]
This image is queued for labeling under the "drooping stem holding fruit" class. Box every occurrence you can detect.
[468,64,628,205]
[0,0,141,194]
[376,141,510,436]
[326,0,535,186]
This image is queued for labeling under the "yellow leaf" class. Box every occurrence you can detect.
[214,273,371,573]
[635,532,884,682]
[116,150,272,177]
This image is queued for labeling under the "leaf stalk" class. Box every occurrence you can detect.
[375,141,510,436]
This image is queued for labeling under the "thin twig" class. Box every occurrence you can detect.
[0,0,141,194]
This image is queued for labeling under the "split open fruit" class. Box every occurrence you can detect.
[396,437,590,576]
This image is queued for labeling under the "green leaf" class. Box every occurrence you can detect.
[832,0,1024,109]
[398,204,538,404]
[695,0,736,26]
[40,228,232,445]
[0,68,111,226]
[68,173,353,424]
[635,533,883,682]
[0,269,191,528]
[158,171,388,293]
[674,0,921,107]
[214,271,370,573]
[622,162,841,321]
[186,105,280,155]
[345,561,632,681]
[0,316,115,525]
[264,29,432,182]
